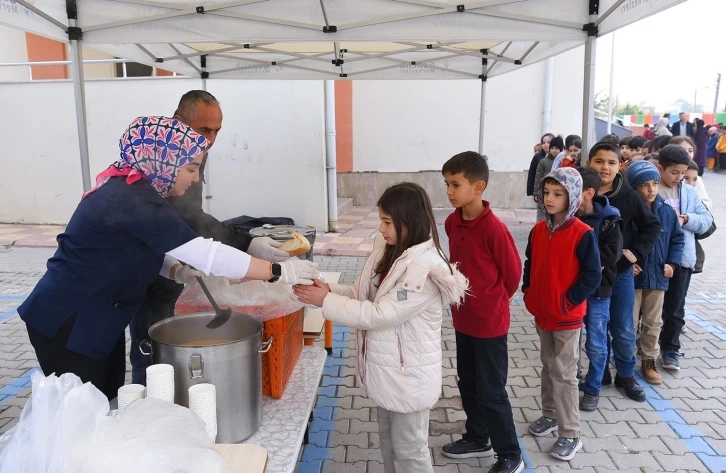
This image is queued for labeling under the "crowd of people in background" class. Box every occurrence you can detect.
[518,113,718,462]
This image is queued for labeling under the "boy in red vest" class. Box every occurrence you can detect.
[522,167,601,461]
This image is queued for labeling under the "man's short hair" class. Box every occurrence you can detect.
[658,144,691,169]
[619,135,633,147]
[628,136,647,150]
[600,133,620,145]
[652,135,672,152]
[576,166,601,195]
[588,142,621,161]
[442,151,489,184]
[175,90,220,121]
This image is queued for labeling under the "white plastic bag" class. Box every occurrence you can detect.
[0,373,229,473]
[0,372,94,473]
[82,397,229,473]
[176,275,305,320]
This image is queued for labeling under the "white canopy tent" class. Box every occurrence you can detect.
[0,0,684,228]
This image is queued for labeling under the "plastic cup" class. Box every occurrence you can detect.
[117,384,145,409]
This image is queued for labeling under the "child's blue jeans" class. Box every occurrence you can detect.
[582,296,611,393]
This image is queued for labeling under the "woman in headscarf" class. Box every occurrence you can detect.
[655,117,673,137]
[692,119,708,175]
[18,116,317,400]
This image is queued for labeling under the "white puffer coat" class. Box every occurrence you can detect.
[322,234,468,413]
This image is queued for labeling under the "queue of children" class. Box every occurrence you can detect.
[296,134,714,473]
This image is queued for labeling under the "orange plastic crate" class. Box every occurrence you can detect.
[261,308,304,398]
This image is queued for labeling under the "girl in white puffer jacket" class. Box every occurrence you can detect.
[294,183,468,473]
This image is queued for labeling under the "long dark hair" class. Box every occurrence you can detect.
[374,182,451,276]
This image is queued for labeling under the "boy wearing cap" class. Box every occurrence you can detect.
[534,136,565,222]
[625,161,684,383]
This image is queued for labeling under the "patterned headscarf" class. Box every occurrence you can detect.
[83,116,208,199]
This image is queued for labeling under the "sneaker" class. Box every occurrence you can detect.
[442,434,494,459]
[602,368,612,386]
[528,416,558,437]
[550,437,583,461]
[641,359,662,384]
[487,456,524,473]
[614,375,646,402]
[579,391,600,411]
[662,352,681,371]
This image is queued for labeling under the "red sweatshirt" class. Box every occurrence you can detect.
[445,202,522,338]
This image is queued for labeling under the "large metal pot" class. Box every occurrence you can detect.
[249,225,316,261]
[142,311,272,443]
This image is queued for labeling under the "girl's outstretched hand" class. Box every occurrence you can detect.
[293,279,330,307]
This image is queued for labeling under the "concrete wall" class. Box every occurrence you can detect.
[0,26,29,81]
[351,46,586,174]
[0,78,328,229]
[337,171,536,210]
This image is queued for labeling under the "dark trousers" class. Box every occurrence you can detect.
[27,314,126,401]
[456,332,521,460]
[129,277,184,385]
[660,265,692,354]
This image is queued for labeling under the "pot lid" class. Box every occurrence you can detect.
[249,225,316,239]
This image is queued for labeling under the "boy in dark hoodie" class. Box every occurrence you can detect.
[587,142,661,402]
[523,168,601,461]
[574,167,623,411]
[625,161,685,384]
[533,136,564,222]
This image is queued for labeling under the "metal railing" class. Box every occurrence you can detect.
[0,58,178,80]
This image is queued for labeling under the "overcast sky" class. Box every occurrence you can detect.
[594,0,724,114]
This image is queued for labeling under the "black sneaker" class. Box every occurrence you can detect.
[614,375,646,402]
[550,437,582,461]
[528,416,558,437]
[662,352,681,371]
[487,456,524,473]
[442,434,494,459]
[602,368,612,386]
[580,391,599,411]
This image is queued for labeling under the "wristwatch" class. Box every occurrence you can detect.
[268,263,282,283]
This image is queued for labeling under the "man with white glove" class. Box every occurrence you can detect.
[246,237,290,263]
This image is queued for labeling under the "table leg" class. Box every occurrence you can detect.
[325,320,333,355]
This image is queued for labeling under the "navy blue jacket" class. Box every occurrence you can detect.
[635,195,685,291]
[18,177,198,359]
[578,195,623,298]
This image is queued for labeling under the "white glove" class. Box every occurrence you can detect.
[174,264,204,285]
[247,237,289,263]
[278,259,319,286]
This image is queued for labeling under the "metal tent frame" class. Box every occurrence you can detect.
[1,0,685,229]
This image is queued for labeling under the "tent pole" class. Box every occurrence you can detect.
[478,53,488,155]
[581,0,599,162]
[200,54,212,213]
[478,78,487,155]
[606,32,615,135]
[69,31,92,192]
[542,57,553,135]
[324,80,340,233]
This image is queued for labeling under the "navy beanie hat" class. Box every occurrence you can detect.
[626,160,660,188]
[550,137,565,151]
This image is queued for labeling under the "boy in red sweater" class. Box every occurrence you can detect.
[441,152,524,473]
[523,167,601,461]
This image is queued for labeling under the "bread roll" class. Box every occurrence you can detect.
[278,231,311,257]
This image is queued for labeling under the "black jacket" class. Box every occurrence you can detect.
[526,151,546,196]
[578,195,623,298]
[670,121,694,138]
[604,173,662,273]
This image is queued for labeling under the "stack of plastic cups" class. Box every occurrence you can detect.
[117,384,146,409]
[188,384,218,443]
[146,364,175,403]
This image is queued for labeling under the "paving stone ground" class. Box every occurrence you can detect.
[2,173,726,473]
